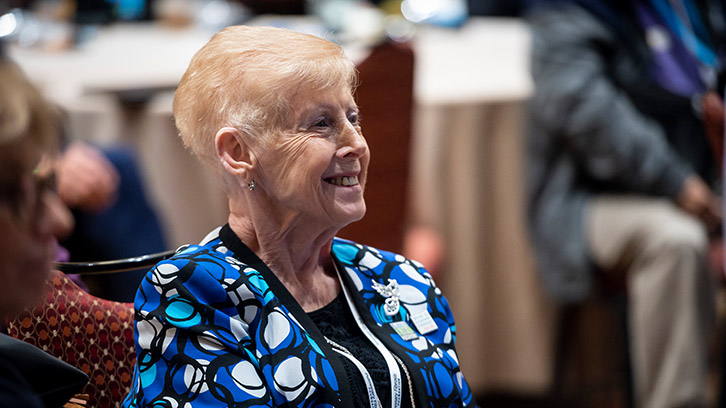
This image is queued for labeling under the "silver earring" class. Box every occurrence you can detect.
[247,179,256,191]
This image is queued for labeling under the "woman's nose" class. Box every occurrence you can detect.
[36,191,74,240]
[337,125,368,159]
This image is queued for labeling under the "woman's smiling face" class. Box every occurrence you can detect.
[254,83,369,230]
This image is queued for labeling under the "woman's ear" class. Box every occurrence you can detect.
[215,127,255,179]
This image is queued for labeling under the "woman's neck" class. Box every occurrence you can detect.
[228,209,341,312]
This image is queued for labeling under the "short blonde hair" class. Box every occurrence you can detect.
[0,60,58,152]
[173,25,357,174]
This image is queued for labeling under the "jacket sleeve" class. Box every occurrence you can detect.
[123,257,271,407]
[528,3,692,198]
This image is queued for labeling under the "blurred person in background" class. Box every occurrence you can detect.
[56,139,167,302]
[525,0,725,407]
[0,0,166,302]
[123,25,476,407]
[0,45,88,407]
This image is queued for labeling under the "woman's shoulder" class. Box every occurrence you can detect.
[332,237,422,265]
[136,231,277,325]
[149,226,251,275]
[147,243,240,281]
[139,228,267,303]
[331,237,434,287]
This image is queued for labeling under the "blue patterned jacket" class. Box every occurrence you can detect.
[122,225,476,407]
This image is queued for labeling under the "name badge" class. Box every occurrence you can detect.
[410,310,438,335]
[390,321,419,341]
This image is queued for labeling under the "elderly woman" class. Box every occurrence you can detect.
[123,26,475,408]
[0,57,88,407]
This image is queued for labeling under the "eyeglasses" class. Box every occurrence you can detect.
[0,162,58,227]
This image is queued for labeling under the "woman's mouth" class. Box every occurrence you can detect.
[323,175,359,186]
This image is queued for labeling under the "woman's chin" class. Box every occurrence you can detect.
[0,260,51,315]
[328,202,366,229]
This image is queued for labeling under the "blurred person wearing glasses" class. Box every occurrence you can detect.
[0,48,88,407]
[525,0,725,407]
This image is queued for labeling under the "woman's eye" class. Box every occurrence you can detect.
[348,114,358,125]
[313,118,329,128]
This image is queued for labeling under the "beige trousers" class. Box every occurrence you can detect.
[587,196,716,408]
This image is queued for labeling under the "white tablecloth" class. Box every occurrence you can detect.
[409,19,556,394]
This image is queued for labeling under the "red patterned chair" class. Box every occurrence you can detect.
[6,269,136,408]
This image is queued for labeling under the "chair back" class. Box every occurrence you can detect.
[6,269,136,408]
[339,41,415,253]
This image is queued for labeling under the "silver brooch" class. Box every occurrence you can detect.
[372,279,400,316]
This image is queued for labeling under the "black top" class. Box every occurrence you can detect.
[0,334,88,408]
[308,292,413,408]
[308,291,391,408]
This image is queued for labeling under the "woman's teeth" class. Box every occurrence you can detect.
[324,176,359,186]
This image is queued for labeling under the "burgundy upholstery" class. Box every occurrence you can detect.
[6,270,135,408]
